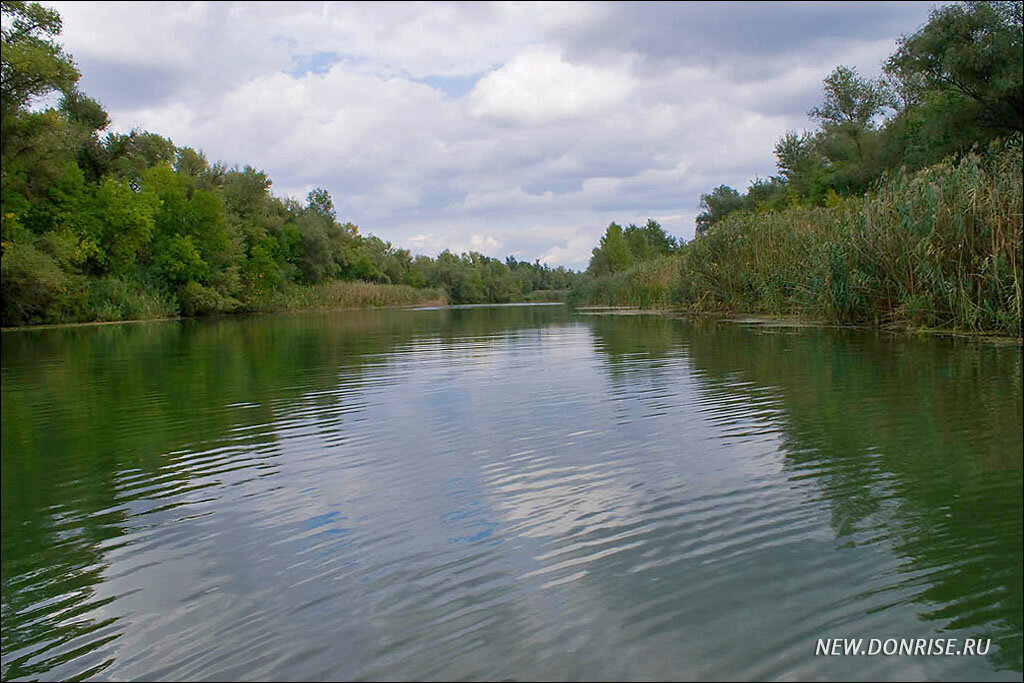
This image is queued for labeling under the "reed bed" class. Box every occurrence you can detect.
[570,139,1023,336]
[255,280,447,312]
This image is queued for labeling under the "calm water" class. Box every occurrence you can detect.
[1,306,1021,681]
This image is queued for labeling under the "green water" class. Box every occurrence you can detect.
[1,306,1021,681]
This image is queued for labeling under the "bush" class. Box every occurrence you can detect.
[87,276,177,321]
[178,280,241,316]
[0,241,88,326]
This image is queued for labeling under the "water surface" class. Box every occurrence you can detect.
[2,306,1021,681]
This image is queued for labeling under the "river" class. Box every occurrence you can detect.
[2,305,1021,681]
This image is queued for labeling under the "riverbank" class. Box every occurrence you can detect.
[569,142,1023,337]
[252,280,447,313]
[0,284,585,332]
[0,280,446,332]
[574,305,1024,344]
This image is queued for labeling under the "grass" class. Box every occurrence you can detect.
[254,280,447,312]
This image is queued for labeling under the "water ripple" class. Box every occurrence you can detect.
[2,308,1021,681]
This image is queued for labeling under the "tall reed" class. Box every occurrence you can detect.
[255,280,446,312]
[571,138,1023,336]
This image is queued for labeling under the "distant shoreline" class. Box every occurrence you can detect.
[0,299,569,333]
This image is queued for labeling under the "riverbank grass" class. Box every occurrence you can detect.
[569,141,1023,337]
[253,281,447,312]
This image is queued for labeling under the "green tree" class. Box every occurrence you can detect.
[773,132,832,205]
[886,1,1023,134]
[624,219,678,260]
[695,186,745,236]
[1,3,85,234]
[808,65,894,193]
[1,1,588,324]
[809,65,893,136]
[93,178,159,277]
[104,130,178,182]
[296,209,335,283]
[0,1,78,117]
[588,222,633,275]
[744,176,788,211]
[306,187,336,220]
[60,89,112,182]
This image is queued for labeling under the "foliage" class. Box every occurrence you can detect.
[694,2,1023,220]
[0,2,587,326]
[255,280,446,312]
[610,1,1023,335]
[588,220,678,275]
[695,186,745,236]
[0,0,78,117]
[573,140,1023,335]
[885,1,1022,135]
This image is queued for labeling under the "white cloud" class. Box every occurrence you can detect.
[538,228,600,268]
[468,47,636,125]
[468,233,504,253]
[44,1,936,269]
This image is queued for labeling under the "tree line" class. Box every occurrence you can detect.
[0,1,583,326]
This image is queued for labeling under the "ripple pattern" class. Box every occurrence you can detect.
[2,308,1021,681]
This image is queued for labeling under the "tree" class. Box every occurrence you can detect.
[59,88,108,132]
[104,130,178,183]
[695,185,744,236]
[1,1,591,323]
[625,219,678,258]
[306,187,336,220]
[810,65,893,132]
[809,65,893,169]
[0,1,79,117]
[885,1,1023,134]
[744,176,788,211]
[588,222,633,275]
[773,132,835,205]
[1,2,84,226]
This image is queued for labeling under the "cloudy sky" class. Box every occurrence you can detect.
[48,1,937,269]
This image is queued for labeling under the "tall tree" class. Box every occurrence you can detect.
[809,65,893,132]
[809,65,893,166]
[695,185,745,236]
[0,1,79,117]
[588,222,633,275]
[2,1,84,238]
[885,1,1023,133]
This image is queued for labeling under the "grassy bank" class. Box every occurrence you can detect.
[253,280,446,312]
[0,279,448,330]
[570,140,1023,336]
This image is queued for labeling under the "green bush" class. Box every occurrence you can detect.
[87,277,177,322]
[1,241,88,326]
[178,281,241,316]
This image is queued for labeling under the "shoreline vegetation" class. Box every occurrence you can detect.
[568,141,1023,337]
[0,2,584,328]
[0,282,581,332]
[2,2,1022,336]
[0,281,444,332]
[569,2,1023,338]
